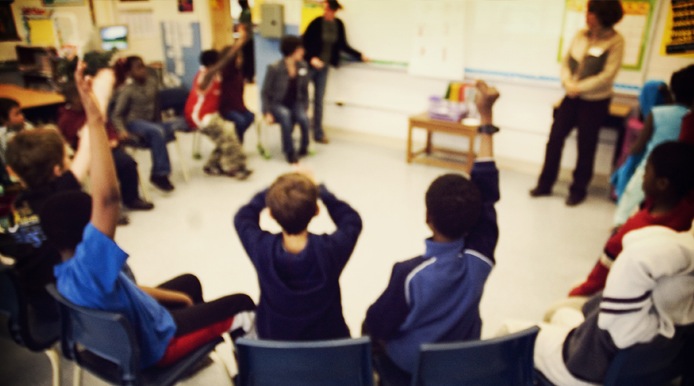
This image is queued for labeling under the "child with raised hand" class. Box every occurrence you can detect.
[234,166,362,340]
[45,62,255,369]
[569,140,694,297]
[363,80,501,383]
[184,27,252,180]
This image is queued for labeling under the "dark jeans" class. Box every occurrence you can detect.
[222,109,255,144]
[157,274,255,336]
[125,119,176,177]
[308,66,329,140]
[270,104,310,157]
[112,146,139,205]
[536,96,610,197]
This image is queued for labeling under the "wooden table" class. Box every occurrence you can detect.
[407,113,479,172]
[0,84,65,123]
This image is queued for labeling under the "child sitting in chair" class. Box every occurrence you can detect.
[47,62,255,369]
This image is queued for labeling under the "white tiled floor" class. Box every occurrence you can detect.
[1,107,618,386]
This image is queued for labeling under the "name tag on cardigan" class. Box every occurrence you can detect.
[298,68,308,76]
[588,47,605,57]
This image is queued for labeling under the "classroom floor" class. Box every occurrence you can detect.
[1,91,617,385]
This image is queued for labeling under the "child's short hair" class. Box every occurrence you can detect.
[648,141,694,199]
[200,49,219,67]
[280,35,303,57]
[670,64,694,107]
[39,190,92,251]
[266,173,318,235]
[6,128,66,189]
[426,174,482,240]
[0,97,20,125]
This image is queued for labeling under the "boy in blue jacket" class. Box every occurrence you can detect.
[234,169,362,340]
[364,81,501,384]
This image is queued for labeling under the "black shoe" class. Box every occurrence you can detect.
[125,198,154,211]
[286,153,298,164]
[566,194,586,207]
[117,213,130,226]
[150,175,175,192]
[298,148,308,157]
[529,186,552,197]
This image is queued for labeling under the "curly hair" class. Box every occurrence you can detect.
[425,174,482,240]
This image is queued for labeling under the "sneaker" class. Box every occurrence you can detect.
[203,165,222,176]
[529,186,552,197]
[125,198,154,211]
[233,168,253,181]
[315,137,330,144]
[150,175,175,192]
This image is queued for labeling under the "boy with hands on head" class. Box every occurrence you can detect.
[234,165,362,341]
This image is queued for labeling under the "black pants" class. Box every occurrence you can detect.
[536,96,611,197]
[157,274,255,336]
[112,147,140,206]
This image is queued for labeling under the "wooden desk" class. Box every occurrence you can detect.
[553,97,636,166]
[407,113,478,172]
[0,84,65,123]
[0,84,65,109]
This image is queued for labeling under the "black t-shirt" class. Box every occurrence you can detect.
[1,172,82,318]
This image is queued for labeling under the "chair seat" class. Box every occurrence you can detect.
[74,336,223,386]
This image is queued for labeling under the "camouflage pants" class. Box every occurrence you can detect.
[200,114,246,173]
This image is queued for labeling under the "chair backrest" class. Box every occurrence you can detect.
[0,265,59,351]
[603,326,694,386]
[235,337,373,386]
[411,326,540,386]
[46,284,141,384]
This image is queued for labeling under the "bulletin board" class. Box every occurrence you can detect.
[160,21,201,89]
[660,0,694,57]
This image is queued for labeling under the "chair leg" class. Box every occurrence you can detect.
[73,362,82,386]
[192,131,202,160]
[45,347,61,386]
[173,136,190,182]
[138,171,150,202]
[255,120,271,160]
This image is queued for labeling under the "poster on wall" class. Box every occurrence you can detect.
[179,0,193,12]
[0,4,20,41]
[559,0,656,70]
[661,0,694,56]
[408,0,465,80]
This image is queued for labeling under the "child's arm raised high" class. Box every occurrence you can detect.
[74,61,121,240]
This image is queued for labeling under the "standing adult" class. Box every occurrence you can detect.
[239,0,255,83]
[530,0,624,206]
[302,0,368,144]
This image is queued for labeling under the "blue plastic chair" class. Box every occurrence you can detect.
[411,326,540,386]
[0,265,61,386]
[235,336,374,386]
[46,284,222,386]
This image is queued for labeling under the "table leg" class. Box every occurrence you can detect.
[426,130,433,155]
[407,122,414,163]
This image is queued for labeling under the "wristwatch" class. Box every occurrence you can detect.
[478,124,500,134]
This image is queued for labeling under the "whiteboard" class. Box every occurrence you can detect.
[334,0,681,88]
